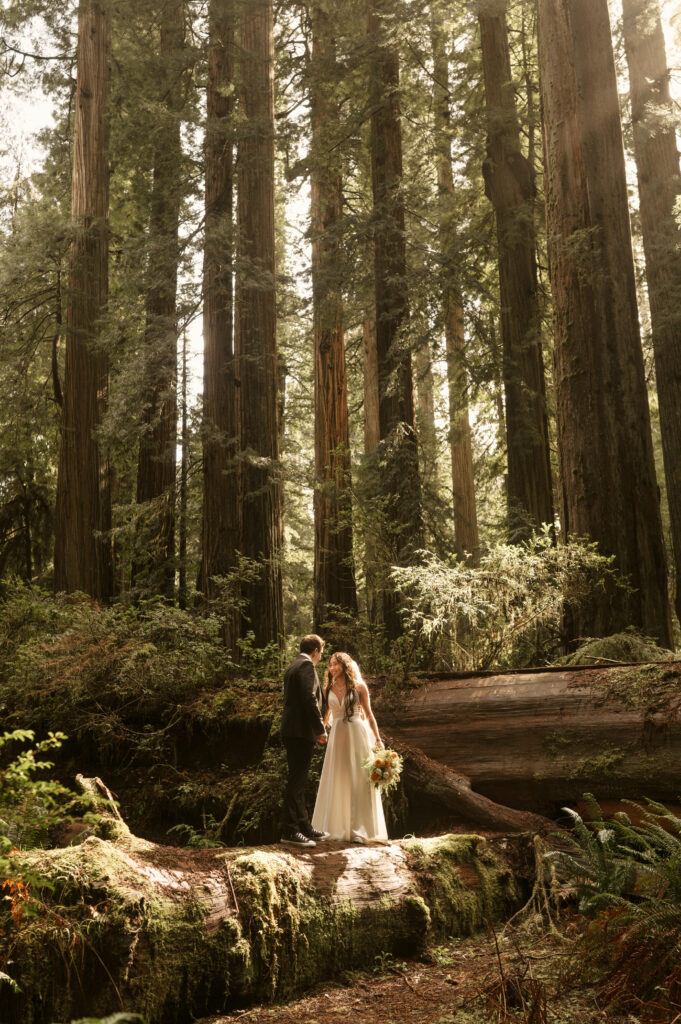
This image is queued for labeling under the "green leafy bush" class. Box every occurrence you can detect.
[0,583,235,734]
[390,530,617,670]
[0,728,102,999]
[0,729,91,852]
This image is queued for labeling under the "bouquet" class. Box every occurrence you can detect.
[364,747,403,793]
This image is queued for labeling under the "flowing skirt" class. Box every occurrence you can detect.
[311,710,388,843]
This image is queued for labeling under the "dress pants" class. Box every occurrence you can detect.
[282,736,315,834]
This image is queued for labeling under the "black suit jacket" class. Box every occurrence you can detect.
[280,654,326,741]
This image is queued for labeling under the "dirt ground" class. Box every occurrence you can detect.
[197,922,630,1024]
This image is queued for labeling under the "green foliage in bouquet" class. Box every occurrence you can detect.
[364,747,403,793]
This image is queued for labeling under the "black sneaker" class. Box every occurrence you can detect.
[280,831,316,848]
[301,827,328,841]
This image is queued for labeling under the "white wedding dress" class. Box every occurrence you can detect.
[311,691,388,843]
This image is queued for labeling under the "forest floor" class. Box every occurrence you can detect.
[195,920,632,1024]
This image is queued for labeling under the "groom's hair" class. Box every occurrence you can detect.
[300,634,324,655]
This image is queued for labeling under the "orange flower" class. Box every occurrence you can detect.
[390,752,398,760]
[370,771,382,783]
[374,757,384,767]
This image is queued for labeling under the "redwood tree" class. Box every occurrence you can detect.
[235,0,283,646]
[310,5,357,630]
[132,2,185,599]
[202,0,239,644]
[478,0,553,541]
[621,0,681,625]
[431,9,479,561]
[367,0,422,638]
[54,0,112,601]
[538,0,672,645]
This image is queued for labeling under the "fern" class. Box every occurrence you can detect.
[549,793,681,1014]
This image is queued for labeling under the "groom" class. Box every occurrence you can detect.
[280,634,328,848]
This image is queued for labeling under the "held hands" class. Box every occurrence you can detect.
[316,732,328,744]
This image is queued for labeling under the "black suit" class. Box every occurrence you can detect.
[280,654,326,835]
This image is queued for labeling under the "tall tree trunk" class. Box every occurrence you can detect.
[235,0,283,647]
[21,465,33,582]
[201,0,239,645]
[132,2,185,600]
[54,0,112,601]
[478,0,553,542]
[414,340,439,502]
[363,313,380,458]
[431,11,479,561]
[310,6,357,631]
[367,0,422,639]
[621,0,681,628]
[537,0,672,646]
[362,309,381,625]
[178,331,188,611]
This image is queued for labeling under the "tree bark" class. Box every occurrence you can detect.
[537,0,672,646]
[202,0,239,646]
[362,309,381,624]
[377,662,681,814]
[414,341,439,500]
[54,0,112,602]
[235,0,283,647]
[621,0,681,626]
[132,2,185,600]
[478,0,553,542]
[178,330,188,610]
[367,0,422,638]
[3,812,520,1024]
[363,311,380,457]
[387,737,552,834]
[310,6,357,631]
[431,12,479,561]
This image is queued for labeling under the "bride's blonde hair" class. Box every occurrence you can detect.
[326,651,360,721]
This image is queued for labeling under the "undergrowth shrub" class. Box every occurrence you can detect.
[0,729,101,998]
[548,794,681,1018]
[560,630,674,666]
[0,729,92,852]
[0,583,243,742]
[390,530,618,670]
[0,584,233,709]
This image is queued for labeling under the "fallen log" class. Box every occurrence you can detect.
[2,789,524,1024]
[377,662,681,814]
[388,738,553,834]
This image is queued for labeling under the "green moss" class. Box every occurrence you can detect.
[404,835,517,937]
[543,731,573,756]
[561,632,675,668]
[569,746,628,779]
[2,831,520,1024]
[583,662,681,711]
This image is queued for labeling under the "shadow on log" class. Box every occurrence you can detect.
[388,737,553,834]
[2,780,529,1024]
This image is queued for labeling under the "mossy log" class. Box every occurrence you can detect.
[377,662,681,814]
[2,806,523,1024]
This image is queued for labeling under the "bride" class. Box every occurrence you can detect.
[311,652,388,844]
